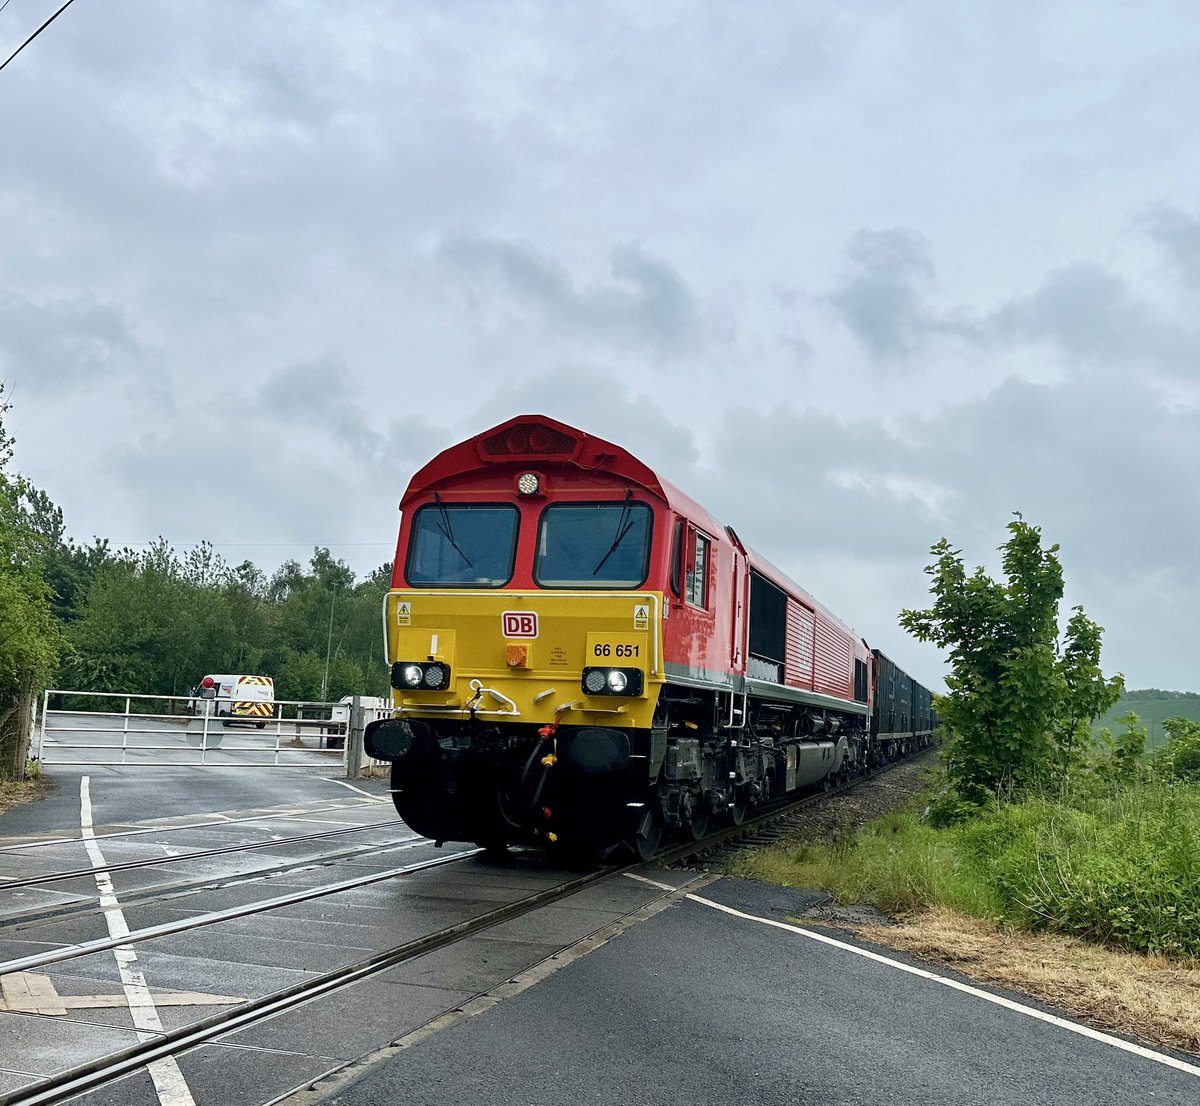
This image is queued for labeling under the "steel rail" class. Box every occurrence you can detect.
[1,836,439,934]
[0,799,387,854]
[0,856,632,1106]
[0,819,414,891]
[0,848,481,978]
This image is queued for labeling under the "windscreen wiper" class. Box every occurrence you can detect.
[592,489,634,576]
[434,493,473,568]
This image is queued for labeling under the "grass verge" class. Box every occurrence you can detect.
[853,906,1200,1058]
[730,771,1200,1056]
[732,776,1200,958]
[0,774,52,815]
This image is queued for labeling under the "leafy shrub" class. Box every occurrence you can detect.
[1157,717,1200,781]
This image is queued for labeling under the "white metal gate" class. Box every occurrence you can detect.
[34,690,393,774]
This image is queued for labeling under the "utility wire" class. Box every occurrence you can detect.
[0,0,78,75]
[0,2,15,18]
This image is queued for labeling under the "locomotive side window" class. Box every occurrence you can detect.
[406,503,519,587]
[685,531,710,608]
[669,519,685,597]
[535,501,653,588]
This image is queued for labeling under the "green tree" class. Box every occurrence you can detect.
[900,516,1122,807]
[0,386,61,775]
[66,540,238,699]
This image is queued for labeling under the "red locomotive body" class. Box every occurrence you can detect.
[367,415,899,857]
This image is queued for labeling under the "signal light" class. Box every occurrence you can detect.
[581,667,643,697]
[391,661,451,691]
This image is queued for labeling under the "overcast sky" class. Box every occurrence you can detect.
[3,1,1197,691]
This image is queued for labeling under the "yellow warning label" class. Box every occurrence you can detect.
[397,602,412,626]
[633,604,649,630]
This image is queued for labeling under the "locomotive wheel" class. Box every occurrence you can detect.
[627,809,663,861]
[729,795,747,826]
[685,802,710,841]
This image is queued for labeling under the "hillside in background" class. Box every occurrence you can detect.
[1093,689,1200,748]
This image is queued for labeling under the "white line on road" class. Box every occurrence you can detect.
[623,872,680,893]
[321,778,389,802]
[687,893,1200,1080]
[80,776,198,1106]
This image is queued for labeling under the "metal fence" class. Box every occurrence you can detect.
[34,690,393,777]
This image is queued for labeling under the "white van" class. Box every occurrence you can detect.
[191,674,275,728]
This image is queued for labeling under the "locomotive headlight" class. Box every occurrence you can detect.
[517,472,540,496]
[391,661,453,692]
[581,667,644,697]
[583,669,607,694]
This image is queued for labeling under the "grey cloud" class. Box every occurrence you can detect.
[825,228,1197,380]
[108,417,382,561]
[986,261,1182,367]
[828,229,938,358]
[826,228,981,360]
[0,292,149,395]
[697,405,938,566]
[439,234,708,354]
[254,358,445,474]
[1143,204,1200,290]
[671,380,1195,686]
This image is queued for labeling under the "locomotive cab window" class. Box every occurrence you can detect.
[406,503,519,587]
[685,530,710,608]
[535,500,652,588]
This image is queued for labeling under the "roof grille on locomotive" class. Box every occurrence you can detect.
[479,422,578,460]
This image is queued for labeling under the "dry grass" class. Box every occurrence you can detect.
[0,775,51,815]
[850,906,1200,1058]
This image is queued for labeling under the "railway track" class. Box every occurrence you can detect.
[0,844,702,1106]
[0,754,930,1105]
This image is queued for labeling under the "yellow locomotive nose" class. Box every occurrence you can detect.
[385,591,661,729]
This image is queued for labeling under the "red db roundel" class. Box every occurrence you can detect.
[502,611,538,638]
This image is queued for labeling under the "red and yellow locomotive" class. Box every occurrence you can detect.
[365,415,933,857]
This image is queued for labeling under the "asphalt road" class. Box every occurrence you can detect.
[315,878,1200,1106]
[5,770,1198,1106]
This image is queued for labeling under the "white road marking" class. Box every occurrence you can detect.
[687,893,1200,1080]
[622,872,679,892]
[0,971,240,1013]
[321,778,389,802]
[80,776,198,1106]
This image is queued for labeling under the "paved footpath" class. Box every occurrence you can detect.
[314,877,1200,1106]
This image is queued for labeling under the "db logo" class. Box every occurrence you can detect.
[502,611,539,638]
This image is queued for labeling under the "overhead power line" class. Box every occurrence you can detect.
[0,0,78,75]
